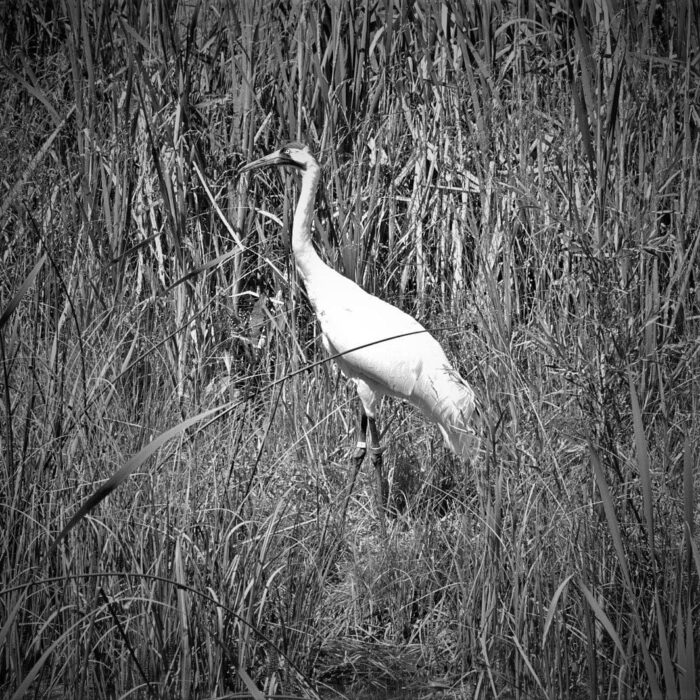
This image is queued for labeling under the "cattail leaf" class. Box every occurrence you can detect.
[236,665,266,700]
[677,598,696,700]
[589,442,631,587]
[0,255,46,330]
[579,580,626,660]
[511,633,547,698]
[655,593,679,700]
[50,405,227,555]
[628,373,655,555]
[542,574,574,648]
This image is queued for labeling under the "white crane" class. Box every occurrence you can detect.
[240,143,479,512]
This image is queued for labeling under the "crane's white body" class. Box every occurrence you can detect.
[242,144,478,460]
[317,280,479,457]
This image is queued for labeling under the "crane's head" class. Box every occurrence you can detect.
[239,142,317,175]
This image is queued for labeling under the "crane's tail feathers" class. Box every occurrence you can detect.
[438,423,481,460]
[433,368,480,460]
[413,364,480,459]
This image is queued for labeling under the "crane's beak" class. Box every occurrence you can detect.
[239,149,298,175]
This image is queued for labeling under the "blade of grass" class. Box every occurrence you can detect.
[589,443,630,590]
[0,255,47,330]
[0,107,75,223]
[628,373,655,556]
[50,404,228,554]
[654,592,678,700]
[682,435,694,570]
[542,573,574,648]
[236,665,266,700]
[10,615,87,700]
[512,633,547,698]
[676,597,696,700]
[0,588,28,650]
[579,580,626,660]
[589,443,662,697]
[174,537,192,700]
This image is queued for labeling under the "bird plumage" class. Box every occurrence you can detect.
[315,282,478,457]
[240,143,478,478]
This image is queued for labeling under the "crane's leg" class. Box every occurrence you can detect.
[354,381,387,517]
[367,414,387,511]
[339,410,369,527]
[340,380,387,527]
[350,411,368,471]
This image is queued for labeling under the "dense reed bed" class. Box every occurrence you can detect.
[1,1,698,698]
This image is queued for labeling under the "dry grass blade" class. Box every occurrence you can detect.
[677,596,697,700]
[588,443,631,587]
[542,573,574,648]
[511,633,547,698]
[49,405,228,555]
[236,665,266,700]
[194,161,286,282]
[654,593,678,700]
[174,537,192,700]
[571,0,596,127]
[0,589,27,650]
[578,580,625,660]
[0,107,75,223]
[682,436,695,551]
[589,443,662,696]
[665,222,700,334]
[0,255,46,330]
[100,588,157,699]
[9,616,87,700]
[628,373,655,555]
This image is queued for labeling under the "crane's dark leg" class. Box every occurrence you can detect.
[355,381,387,517]
[350,411,368,472]
[367,415,387,513]
[341,382,387,526]
[339,410,368,528]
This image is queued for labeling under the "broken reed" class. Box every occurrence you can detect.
[1,1,698,698]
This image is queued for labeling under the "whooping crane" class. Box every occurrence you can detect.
[240,143,479,513]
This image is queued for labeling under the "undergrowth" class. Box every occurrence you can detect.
[1,1,698,698]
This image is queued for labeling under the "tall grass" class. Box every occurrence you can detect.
[1,1,698,698]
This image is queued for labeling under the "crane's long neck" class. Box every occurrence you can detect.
[291,162,327,287]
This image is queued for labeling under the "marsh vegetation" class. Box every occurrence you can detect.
[1,1,698,698]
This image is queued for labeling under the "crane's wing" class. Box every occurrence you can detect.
[308,270,448,400]
[307,268,479,459]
